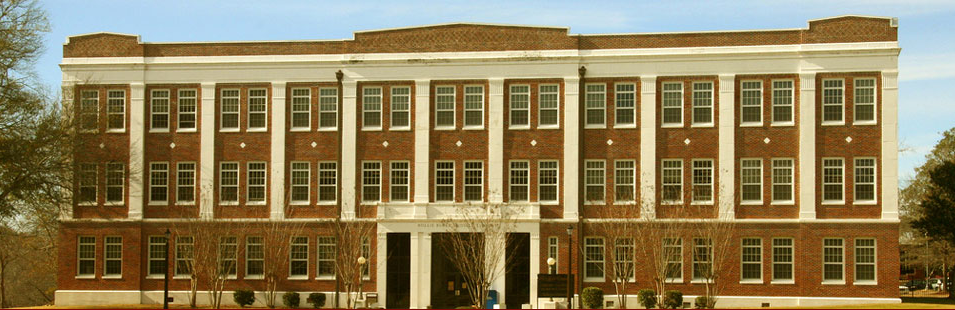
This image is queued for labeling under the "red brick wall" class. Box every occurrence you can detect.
[144,84,202,219]
[355,81,416,216]
[285,82,341,219]
[214,84,272,219]
[429,81,490,202]
[73,84,131,219]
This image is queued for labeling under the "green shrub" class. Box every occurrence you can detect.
[306,293,326,309]
[233,289,255,308]
[637,289,657,309]
[663,290,683,309]
[283,291,301,309]
[694,296,715,309]
[581,287,604,309]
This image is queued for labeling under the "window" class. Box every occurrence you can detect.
[362,162,381,202]
[291,88,311,129]
[585,83,606,126]
[854,238,876,283]
[435,86,455,128]
[464,161,483,201]
[539,84,559,127]
[176,236,194,276]
[104,236,122,277]
[585,160,605,202]
[219,162,239,203]
[361,237,371,279]
[854,158,876,203]
[692,82,713,125]
[247,162,267,203]
[538,161,558,203]
[80,90,99,130]
[317,236,336,279]
[178,89,197,130]
[148,235,167,276]
[509,85,530,127]
[823,238,844,282]
[390,161,410,202]
[614,160,635,202]
[106,162,124,203]
[615,83,636,126]
[219,236,237,276]
[107,90,125,130]
[614,238,635,281]
[740,81,762,124]
[509,161,529,201]
[177,162,195,204]
[664,238,682,281]
[771,159,794,203]
[772,80,793,124]
[290,162,310,204]
[584,237,605,281]
[692,159,713,203]
[464,86,484,127]
[822,79,844,123]
[662,82,683,126]
[318,162,337,203]
[246,236,264,277]
[854,78,876,123]
[78,163,96,204]
[661,159,683,203]
[77,236,96,276]
[150,162,168,203]
[822,158,844,202]
[772,238,793,282]
[740,159,762,203]
[692,238,712,281]
[363,87,382,129]
[435,161,455,202]
[151,90,170,130]
[220,89,240,130]
[391,86,411,129]
[741,238,762,282]
[319,88,338,129]
[548,237,559,273]
[248,88,268,129]
[290,236,309,277]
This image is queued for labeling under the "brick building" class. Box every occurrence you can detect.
[57,15,901,308]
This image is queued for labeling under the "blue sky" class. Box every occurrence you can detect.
[37,0,955,184]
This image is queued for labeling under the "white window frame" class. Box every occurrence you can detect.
[150,89,170,131]
[362,87,383,130]
[434,161,455,202]
[538,84,560,128]
[771,80,794,126]
[691,82,714,127]
[822,238,845,284]
[661,159,683,204]
[661,82,684,127]
[80,90,99,131]
[106,90,126,132]
[245,236,264,279]
[105,162,124,204]
[289,236,309,278]
[318,87,338,130]
[583,237,605,282]
[853,157,877,204]
[247,88,268,130]
[218,236,238,278]
[771,158,795,204]
[149,162,168,205]
[464,161,483,202]
[361,161,382,203]
[614,237,636,282]
[220,89,241,131]
[822,79,845,125]
[509,160,529,202]
[219,162,239,204]
[77,236,96,277]
[771,238,794,284]
[509,85,530,129]
[290,87,311,130]
[664,237,683,283]
[318,161,337,204]
[739,80,762,126]
[78,163,97,205]
[614,83,637,128]
[585,83,606,128]
[691,159,714,204]
[390,161,410,202]
[317,236,336,279]
[464,85,485,129]
[547,236,559,273]
[584,160,605,204]
[175,236,194,277]
[177,89,198,131]
[740,237,762,283]
[103,236,123,278]
[148,235,167,277]
[290,161,311,205]
[176,162,196,205]
[692,238,713,282]
[740,158,763,204]
[854,238,877,284]
[390,86,411,130]
[853,78,878,125]
[361,237,372,280]
[538,160,559,204]
[435,86,456,129]
[614,160,636,203]
[246,162,267,205]
[822,158,845,204]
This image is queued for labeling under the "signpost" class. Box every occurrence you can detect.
[537,274,574,298]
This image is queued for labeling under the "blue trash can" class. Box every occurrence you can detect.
[485,290,498,309]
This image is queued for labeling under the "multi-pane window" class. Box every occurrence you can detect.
[740,81,762,124]
[361,237,371,279]
[615,160,635,202]
[78,163,96,204]
[854,238,876,282]
[362,162,381,202]
[539,84,559,127]
[822,158,844,202]
[435,161,455,202]
[176,236,194,276]
[106,162,124,203]
[247,162,267,203]
[151,90,170,130]
[290,236,309,277]
[854,158,876,203]
[585,160,605,202]
[219,236,237,276]
[77,236,96,276]
[662,82,683,126]
[615,83,636,126]
[692,238,712,280]
[148,235,167,276]
[854,79,876,123]
[178,89,197,130]
[219,162,239,203]
[464,161,483,201]
[664,238,682,280]
[585,84,606,126]
[547,237,559,273]
[290,162,310,204]
[435,86,456,128]
[692,82,713,125]
[318,162,337,203]
[390,161,410,202]
[509,85,530,127]
[391,87,411,128]
[538,161,559,203]
[104,236,122,276]
[246,236,264,277]
[509,161,529,201]
[220,89,240,130]
[741,238,762,281]
[584,237,605,281]
[772,80,793,124]
[772,238,793,282]
[150,162,168,203]
[291,88,311,129]
[771,159,794,203]
[319,88,338,129]
[317,236,336,278]
[740,159,762,203]
[107,90,125,130]
[661,159,683,203]
[177,163,196,204]
[363,87,382,129]
[823,238,844,282]
[464,86,484,127]
[614,238,635,281]
[692,160,714,203]
[248,88,268,129]
[822,79,844,123]
[80,90,99,130]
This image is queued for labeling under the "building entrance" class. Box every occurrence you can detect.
[430,233,478,309]
[386,233,410,309]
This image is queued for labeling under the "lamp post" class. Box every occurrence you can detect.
[164,228,171,309]
[547,257,556,274]
[357,256,367,306]
[566,225,573,309]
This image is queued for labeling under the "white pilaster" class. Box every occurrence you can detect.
[529,232,541,308]
[717,74,736,219]
[414,80,431,212]
[798,73,817,220]
[199,82,216,219]
[881,70,899,220]
[341,80,358,219]
[487,78,505,203]
[128,82,145,220]
[376,231,388,307]
[420,233,432,308]
[639,76,657,219]
[488,232,507,307]
[562,76,580,219]
[60,79,76,220]
[269,82,286,220]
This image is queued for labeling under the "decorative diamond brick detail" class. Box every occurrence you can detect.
[240,142,246,148]
[684,138,691,145]
[311,142,317,148]
[763,137,771,144]
[845,136,853,143]
[456,140,463,147]
[382,141,389,148]
[99,143,105,149]
[606,139,613,145]
[530,140,537,146]
[169,142,176,149]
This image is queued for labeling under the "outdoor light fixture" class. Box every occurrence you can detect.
[547,257,556,274]
[566,225,574,309]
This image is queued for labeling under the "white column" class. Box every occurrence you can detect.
[270,82,287,220]
[717,74,736,219]
[199,82,216,219]
[420,233,432,309]
[376,231,388,307]
[60,80,77,220]
[881,70,899,220]
[529,232,541,308]
[488,78,505,203]
[128,82,145,219]
[639,76,657,219]
[341,80,358,219]
[563,76,580,219]
[798,73,817,220]
[488,232,507,307]
[414,80,431,214]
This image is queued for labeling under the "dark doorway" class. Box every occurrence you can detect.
[505,233,530,309]
[386,233,410,309]
[431,233,480,309]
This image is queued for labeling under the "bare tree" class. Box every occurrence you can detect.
[334,219,376,309]
[689,216,736,308]
[590,187,643,309]
[172,219,250,309]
